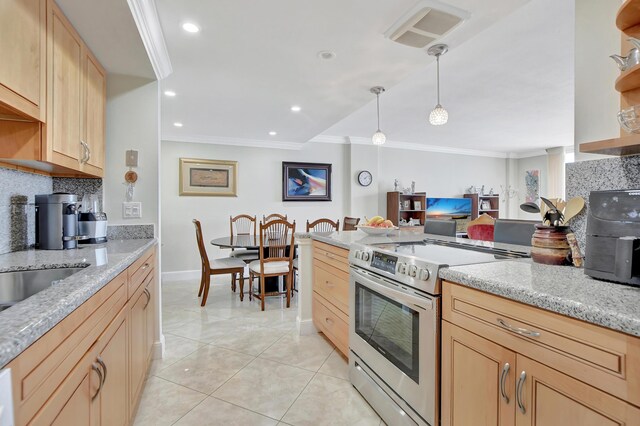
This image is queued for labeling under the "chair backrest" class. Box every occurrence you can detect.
[192,219,209,272]
[307,218,339,232]
[230,214,256,237]
[258,220,296,266]
[263,213,287,223]
[343,216,360,231]
[424,218,457,237]
[493,219,538,246]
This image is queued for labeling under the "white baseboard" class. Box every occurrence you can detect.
[297,318,317,336]
[152,334,165,360]
[162,270,200,281]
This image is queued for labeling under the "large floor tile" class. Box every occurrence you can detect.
[174,396,278,426]
[149,333,206,375]
[317,350,349,380]
[259,331,334,371]
[213,358,314,420]
[133,376,206,426]
[211,326,285,356]
[157,345,254,394]
[281,374,380,426]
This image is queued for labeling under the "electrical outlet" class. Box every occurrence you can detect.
[122,202,142,218]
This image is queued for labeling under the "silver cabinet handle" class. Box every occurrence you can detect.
[516,371,526,414]
[500,362,510,403]
[497,318,540,338]
[91,362,103,401]
[143,288,151,309]
[97,356,107,385]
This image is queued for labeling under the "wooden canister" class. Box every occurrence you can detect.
[531,225,572,266]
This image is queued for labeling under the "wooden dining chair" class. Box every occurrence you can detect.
[306,218,340,232]
[229,214,259,262]
[248,220,296,311]
[263,213,287,223]
[343,216,360,231]
[193,219,247,306]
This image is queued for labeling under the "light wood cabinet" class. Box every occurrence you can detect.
[0,0,47,121]
[7,245,157,425]
[0,0,106,177]
[311,240,350,356]
[442,281,640,426]
[441,322,515,426]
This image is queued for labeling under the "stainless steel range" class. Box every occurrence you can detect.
[348,239,528,426]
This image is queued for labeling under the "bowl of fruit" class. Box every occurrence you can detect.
[356,216,398,235]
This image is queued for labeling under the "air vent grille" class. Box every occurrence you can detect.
[385,2,469,49]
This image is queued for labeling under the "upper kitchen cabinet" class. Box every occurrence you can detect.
[0,0,47,121]
[0,0,106,177]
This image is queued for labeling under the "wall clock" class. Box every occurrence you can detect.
[358,170,373,187]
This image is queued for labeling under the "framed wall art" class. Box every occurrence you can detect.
[179,158,238,196]
[282,162,332,201]
[524,169,540,203]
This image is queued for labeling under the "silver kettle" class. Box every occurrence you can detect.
[610,38,640,71]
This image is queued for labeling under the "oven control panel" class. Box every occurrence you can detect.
[370,252,397,274]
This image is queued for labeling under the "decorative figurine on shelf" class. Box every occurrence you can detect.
[403,187,412,194]
[411,181,415,194]
[480,185,485,196]
[489,188,494,196]
[394,179,400,192]
[465,185,476,194]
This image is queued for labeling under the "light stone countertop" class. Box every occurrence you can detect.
[303,230,640,337]
[0,238,157,368]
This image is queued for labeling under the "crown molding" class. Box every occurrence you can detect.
[162,133,303,150]
[127,0,172,79]
[507,149,549,159]
[308,135,349,144]
[345,136,508,158]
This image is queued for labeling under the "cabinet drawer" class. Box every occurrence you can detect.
[313,292,349,357]
[313,241,348,272]
[443,281,640,406]
[313,262,349,314]
[128,248,154,298]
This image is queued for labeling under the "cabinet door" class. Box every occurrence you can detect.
[441,321,516,426]
[0,0,46,120]
[29,348,100,426]
[129,288,148,407]
[47,0,82,170]
[515,355,640,426]
[97,314,128,426]
[144,279,155,361]
[81,49,105,177]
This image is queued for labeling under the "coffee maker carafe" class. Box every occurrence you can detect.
[35,193,83,249]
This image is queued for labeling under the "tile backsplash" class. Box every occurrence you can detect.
[565,154,640,253]
[0,166,103,254]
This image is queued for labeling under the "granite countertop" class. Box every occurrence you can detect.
[0,238,157,368]
[440,261,640,337]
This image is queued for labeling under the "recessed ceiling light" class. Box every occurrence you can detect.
[269,131,277,136]
[164,90,176,97]
[182,22,200,33]
[290,105,301,112]
[317,50,336,60]
[173,122,183,127]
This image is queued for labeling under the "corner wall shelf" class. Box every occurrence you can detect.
[579,133,640,156]
[617,0,640,37]
[615,64,640,93]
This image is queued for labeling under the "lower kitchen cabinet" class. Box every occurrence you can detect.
[442,281,640,426]
[6,245,157,425]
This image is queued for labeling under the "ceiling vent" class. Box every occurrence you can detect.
[385,1,470,49]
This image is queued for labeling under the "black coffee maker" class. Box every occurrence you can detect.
[585,190,640,285]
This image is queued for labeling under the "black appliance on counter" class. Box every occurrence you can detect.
[585,190,640,285]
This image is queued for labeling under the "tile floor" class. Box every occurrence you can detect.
[134,277,384,425]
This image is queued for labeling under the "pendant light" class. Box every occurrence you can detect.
[427,44,449,126]
[370,86,386,145]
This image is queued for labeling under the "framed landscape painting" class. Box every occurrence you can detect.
[179,158,238,196]
[282,162,332,201]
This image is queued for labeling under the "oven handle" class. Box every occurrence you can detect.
[350,268,434,311]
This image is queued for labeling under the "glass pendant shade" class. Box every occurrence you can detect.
[372,130,386,145]
[429,104,448,125]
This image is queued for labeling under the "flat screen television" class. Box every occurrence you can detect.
[426,197,473,232]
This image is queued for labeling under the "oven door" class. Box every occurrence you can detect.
[349,266,439,426]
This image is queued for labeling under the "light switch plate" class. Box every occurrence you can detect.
[126,150,138,167]
[122,202,142,218]
[0,369,14,426]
